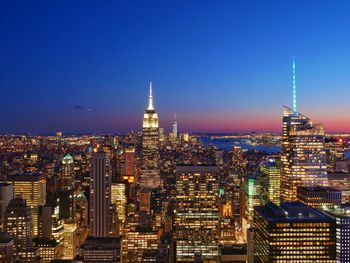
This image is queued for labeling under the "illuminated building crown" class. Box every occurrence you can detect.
[143,81,158,128]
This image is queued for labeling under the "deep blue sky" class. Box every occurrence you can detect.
[1,0,350,133]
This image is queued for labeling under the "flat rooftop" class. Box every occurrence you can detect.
[175,165,219,172]
[298,186,341,193]
[81,236,121,250]
[256,201,334,223]
[9,173,45,181]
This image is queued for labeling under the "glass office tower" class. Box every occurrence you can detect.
[254,201,336,262]
[175,165,220,262]
[281,106,328,202]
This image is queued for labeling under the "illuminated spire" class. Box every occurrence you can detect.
[147,80,154,111]
[292,57,297,113]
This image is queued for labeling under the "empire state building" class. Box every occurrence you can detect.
[141,81,161,189]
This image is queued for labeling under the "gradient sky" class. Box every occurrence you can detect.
[1,0,350,134]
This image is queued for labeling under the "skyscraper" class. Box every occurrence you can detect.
[61,153,75,190]
[9,173,46,236]
[259,159,280,205]
[141,81,161,189]
[254,202,336,262]
[5,196,39,261]
[280,106,328,201]
[62,221,79,260]
[175,165,220,262]
[323,206,350,262]
[90,148,112,237]
[173,113,177,135]
[111,182,127,224]
[38,203,64,242]
[123,147,135,183]
[281,59,328,202]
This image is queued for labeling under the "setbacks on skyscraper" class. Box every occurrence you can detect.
[280,58,328,202]
[140,81,161,190]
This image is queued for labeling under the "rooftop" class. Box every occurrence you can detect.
[81,236,121,250]
[175,165,220,172]
[256,201,334,223]
[298,186,341,193]
[323,205,350,218]
[9,173,45,181]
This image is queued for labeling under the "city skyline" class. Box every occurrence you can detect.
[2,1,350,133]
[2,2,350,262]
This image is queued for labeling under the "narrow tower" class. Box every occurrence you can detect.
[280,59,328,202]
[90,148,112,237]
[173,113,177,135]
[141,81,161,189]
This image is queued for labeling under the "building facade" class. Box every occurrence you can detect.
[61,153,75,190]
[260,159,280,205]
[281,106,328,202]
[254,202,336,262]
[141,81,161,189]
[9,173,46,236]
[90,148,112,237]
[175,165,220,262]
[324,206,350,263]
[5,197,39,261]
[297,186,342,208]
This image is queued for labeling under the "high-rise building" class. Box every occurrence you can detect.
[0,183,13,230]
[141,81,161,189]
[240,175,260,238]
[218,200,235,245]
[123,147,135,183]
[259,159,280,205]
[281,105,328,202]
[90,148,112,237]
[76,191,88,228]
[231,146,248,177]
[325,137,345,172]
[297,186,342,208]
[62,222,79,259]
[323,206,350,262]
[281,60,327,201]
[170,113,178,143]
[5,196,39,261]
[173,113,177,136]
[38,204,63,238]
[254,202,336,262]
[175,165,220,262]
[61,153,75,190]
[139,190,151,214]
[9,173,46,236]
[59,189,75,221]
[124,227,158,263]
[111,182,127,232]
[34,238,63,263]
